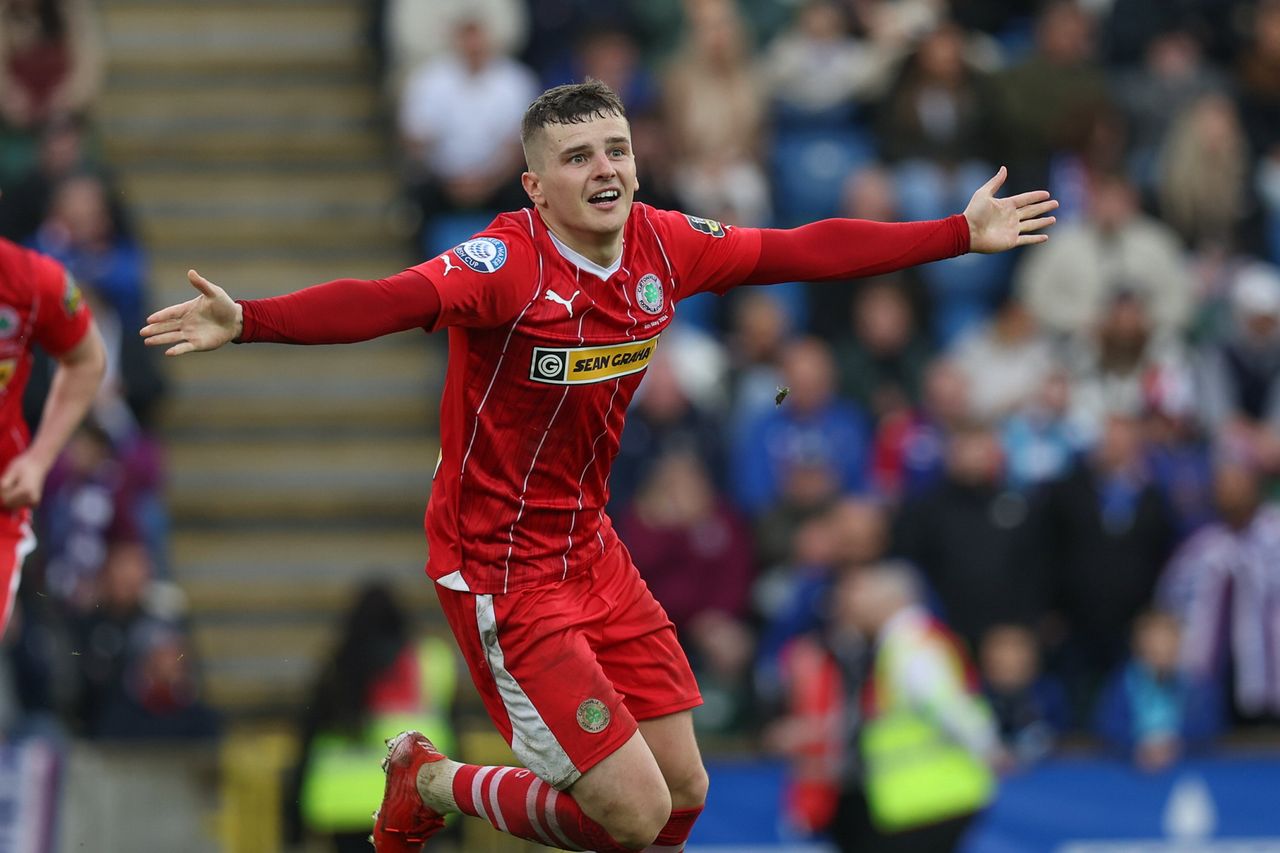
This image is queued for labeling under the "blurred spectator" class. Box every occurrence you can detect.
[618,452,755,734]
[0,0,102,181]
[1142,362,1216,539]
[893,423,1047,651]
[831,562,998,852]
[1001,369,1084,491]
[992,0,1111,191]
[875,22,998,169]
[1112,27,1229,195]
[980,624,1069,767]
[662,0,770,224]
[555,26,658,115]
[1016,172,1193,339]
[1099,0,1217,67]
[1235,0,1280,160]
[732,336,870,515]
[398,17,537,236]
[1157,93,1251,251]
[1094,610,1223,771]
[875,23,1008,345]
[524,0,637,83]
[846,0,946,51]
[755,497,891,664]
[70,535,204,738]
[40,419,162,604]
[1157,461,1280,722]
[382,0,528,94]
[870,357,968,499]
[1196,262,1280,472]
[1066,289,1190,445]
[761,1,895,124]
[30,173,146,326]
[1043,413,1176,705]
[92,621,218,740]
[951,293,1055,423]
[0,112,98,243]
[612,332,727,507]
[287,583,457,852]
[870,21,1008,345]
[726,291,791,424]
[833,277,932,420]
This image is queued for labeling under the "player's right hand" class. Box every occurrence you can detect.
[139,269,242,356]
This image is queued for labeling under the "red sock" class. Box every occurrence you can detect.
[452,763,640,852]
[644,806,704,852]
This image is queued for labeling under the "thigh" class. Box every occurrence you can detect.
[593,551,702,722]
[638,710,708,808]
[434,577,639,790]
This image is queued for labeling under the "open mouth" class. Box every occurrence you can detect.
[588,189,621,206]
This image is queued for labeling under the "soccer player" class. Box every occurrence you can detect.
[140,81,1056,852]
[0,235,106,636]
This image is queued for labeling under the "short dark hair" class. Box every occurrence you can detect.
[520,80,627,149]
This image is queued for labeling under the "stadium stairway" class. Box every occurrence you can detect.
[98,0,444,724]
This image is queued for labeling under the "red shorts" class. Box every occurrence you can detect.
[435,538,702,789]
[0,509,35,638]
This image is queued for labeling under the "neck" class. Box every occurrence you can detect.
[541,215,623,268]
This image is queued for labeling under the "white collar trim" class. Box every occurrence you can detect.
[547,230,622,281]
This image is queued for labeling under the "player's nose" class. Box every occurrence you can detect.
[590,152,617,180]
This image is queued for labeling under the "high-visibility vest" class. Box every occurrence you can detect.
[859,615,995,833]
[300,636,457,832]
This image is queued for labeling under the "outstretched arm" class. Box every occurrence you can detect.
[1,325,107,508]
[742,167,1056,285]
[140,268,443,355]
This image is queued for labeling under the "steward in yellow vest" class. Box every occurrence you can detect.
[840,562,999,852]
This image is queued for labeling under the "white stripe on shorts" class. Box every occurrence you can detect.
[2,519,36,632]
[474,594,581,788]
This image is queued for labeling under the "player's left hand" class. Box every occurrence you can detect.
[963,166,1058,254]
[0,452,49,509]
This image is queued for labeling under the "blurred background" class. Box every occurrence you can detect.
[2,0,1280,850]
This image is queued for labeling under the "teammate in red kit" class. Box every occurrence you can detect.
[0,236,106,636]
[141,81,1057,852]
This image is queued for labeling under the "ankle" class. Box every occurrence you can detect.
[417,757,461,813]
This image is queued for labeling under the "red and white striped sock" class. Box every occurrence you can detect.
[643,806,704,852]
[451,763,640,852]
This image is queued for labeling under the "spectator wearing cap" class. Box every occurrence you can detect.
[1196,262,1280,472]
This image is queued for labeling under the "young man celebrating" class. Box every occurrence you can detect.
[0,235,106,636]
[141,82,1056,852]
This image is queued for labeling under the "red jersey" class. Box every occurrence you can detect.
[414,204,761,593]
[0,239,91,469]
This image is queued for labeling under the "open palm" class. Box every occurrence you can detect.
[140,270,241,356]
[963,167,1059,254]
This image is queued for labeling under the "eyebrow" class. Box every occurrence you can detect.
[558,136,631,158]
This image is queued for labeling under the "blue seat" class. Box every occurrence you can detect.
[770,127,875,225]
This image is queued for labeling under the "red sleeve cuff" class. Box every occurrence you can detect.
[235,300,258,343]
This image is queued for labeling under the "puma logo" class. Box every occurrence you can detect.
[440,253,460,276]
[544,288,581,317]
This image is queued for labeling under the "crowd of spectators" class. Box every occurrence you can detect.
[0,0,208,743]
[384,0,1280,785]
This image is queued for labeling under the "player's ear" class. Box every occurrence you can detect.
[521,171,544,206]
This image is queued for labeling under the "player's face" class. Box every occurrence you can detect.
[523,114,638,251]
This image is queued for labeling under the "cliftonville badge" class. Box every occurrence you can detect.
[576,698,610,733]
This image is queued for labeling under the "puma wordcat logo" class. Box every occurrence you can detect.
[544,288,581,318]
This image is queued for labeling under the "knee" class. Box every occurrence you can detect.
[668,761,709,810]
[598,785,671,849]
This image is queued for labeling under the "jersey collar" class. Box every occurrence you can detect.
[546,229,623,281]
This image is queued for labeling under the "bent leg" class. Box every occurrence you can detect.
[638,710,708,851]
[414,730,668,851]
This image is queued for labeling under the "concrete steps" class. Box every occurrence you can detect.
[100,0,447,724]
